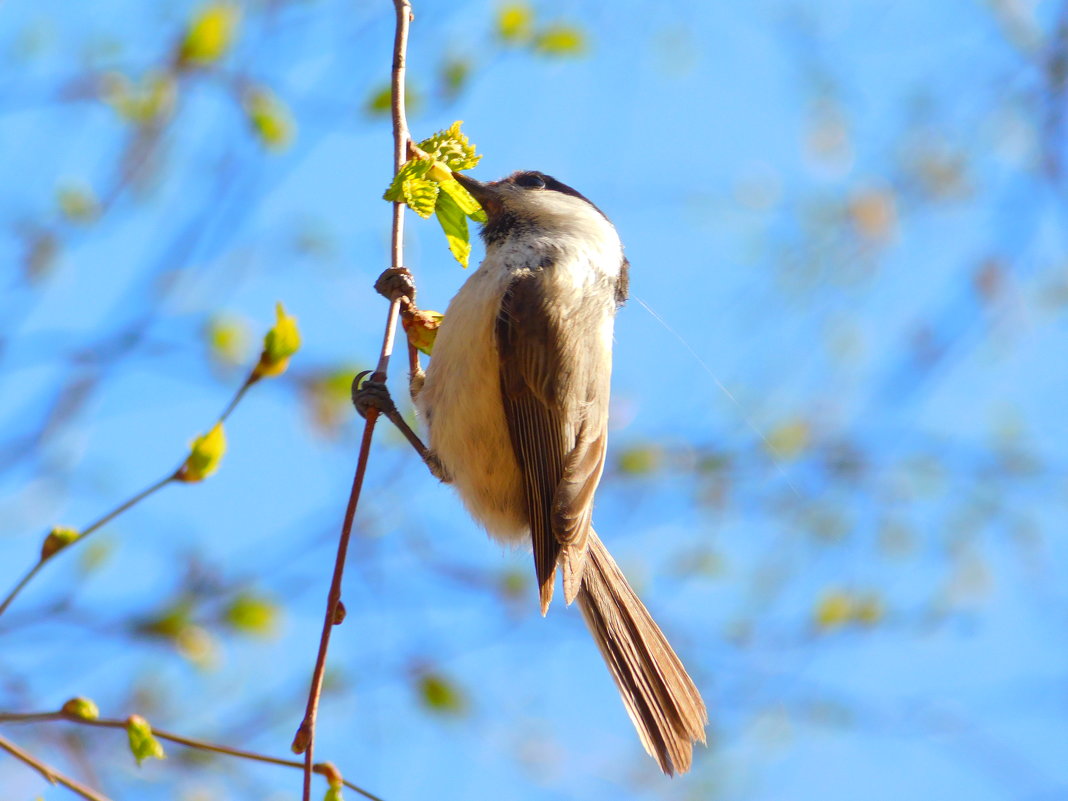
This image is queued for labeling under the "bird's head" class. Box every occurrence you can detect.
[452,170,614,246]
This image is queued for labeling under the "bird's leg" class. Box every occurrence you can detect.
[352,373,449,482]
[358,267,448,482]
[373,267,430,405]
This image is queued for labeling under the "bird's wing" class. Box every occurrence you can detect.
[496,269,612,614]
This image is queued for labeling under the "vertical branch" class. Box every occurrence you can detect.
[293,3,413,801]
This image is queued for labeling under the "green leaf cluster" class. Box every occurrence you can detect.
[383,121,486,267]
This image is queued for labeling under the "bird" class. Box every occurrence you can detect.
[370,169,708,775]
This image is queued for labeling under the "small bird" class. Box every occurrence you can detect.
[373,170,707,774]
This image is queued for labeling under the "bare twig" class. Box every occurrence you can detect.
[292,2,413,800]
[0,732,111,801]
[0,711,383,801]
[0,471,176,621]
[0,357,268,622]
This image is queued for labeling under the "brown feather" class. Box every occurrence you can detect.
[578,530,708,775]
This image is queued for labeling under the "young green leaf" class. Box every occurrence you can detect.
[417,120,481,171]
[435,192,471,267]
[439,178,488,222]
[382,122,485,265]
[383,158,432,204]
[126,715,166,766]
[254,302,302,378]
[403,177,440,219]
[177,423,227,482]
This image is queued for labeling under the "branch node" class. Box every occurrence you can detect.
[291,722,311,755]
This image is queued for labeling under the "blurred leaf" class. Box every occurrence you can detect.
[176,624,216,666]
[365,84,420,116]
[139,600,193,640]
[417,672,467,716]
[204,314,251,367]
[304,366,360,435]
[765,420,810,460]
[126,715,166,766]
[57,183,100,224]
[224,592,280,636]
[848,187,897,242]
[853,594,884,626]
[814,590,852,630]
[440,56,471,99]
[534,24,587,56]
[177,423,227,482]
[102,71,176,125]
[62,697,100,721]
[24,230,58,281]
[497,3,534,43]
[40,526,80,560]
[244,86,295,151]
[499,568,528,600]
[618,445,661,475]
[180,3,240,66]
[435,192,471,267]
[79,538,114,574]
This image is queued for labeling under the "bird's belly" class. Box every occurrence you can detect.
[416,274,527,543]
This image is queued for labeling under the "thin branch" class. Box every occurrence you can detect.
[0,711,383,801]
[0,359,266,622]
[0,470,176,620]
[0,732,111,801]
[293,2,413,800]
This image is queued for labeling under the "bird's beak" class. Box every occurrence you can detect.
[452,171,499,215]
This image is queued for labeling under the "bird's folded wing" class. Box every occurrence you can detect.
[496,269,610,613]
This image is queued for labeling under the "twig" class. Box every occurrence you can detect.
[0,471,175,620]
[0,711,383,801]
[0,364,259,622]
[292,2,413,800]
[0,732,111,801]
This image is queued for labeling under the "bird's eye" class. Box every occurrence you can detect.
[515,173,547,189]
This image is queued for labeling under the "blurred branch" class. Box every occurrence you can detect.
[292,3,413,800]
[0,471,176,621]
[0,710,383,801]
[0,732,110,801]
[0,346,275,622]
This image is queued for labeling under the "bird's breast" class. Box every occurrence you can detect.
[416,265,528,542]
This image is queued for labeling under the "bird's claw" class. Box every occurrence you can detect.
[351,376,396,419]
[374,267,416,304]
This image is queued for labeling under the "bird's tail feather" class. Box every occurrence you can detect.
[576,530,708,775]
